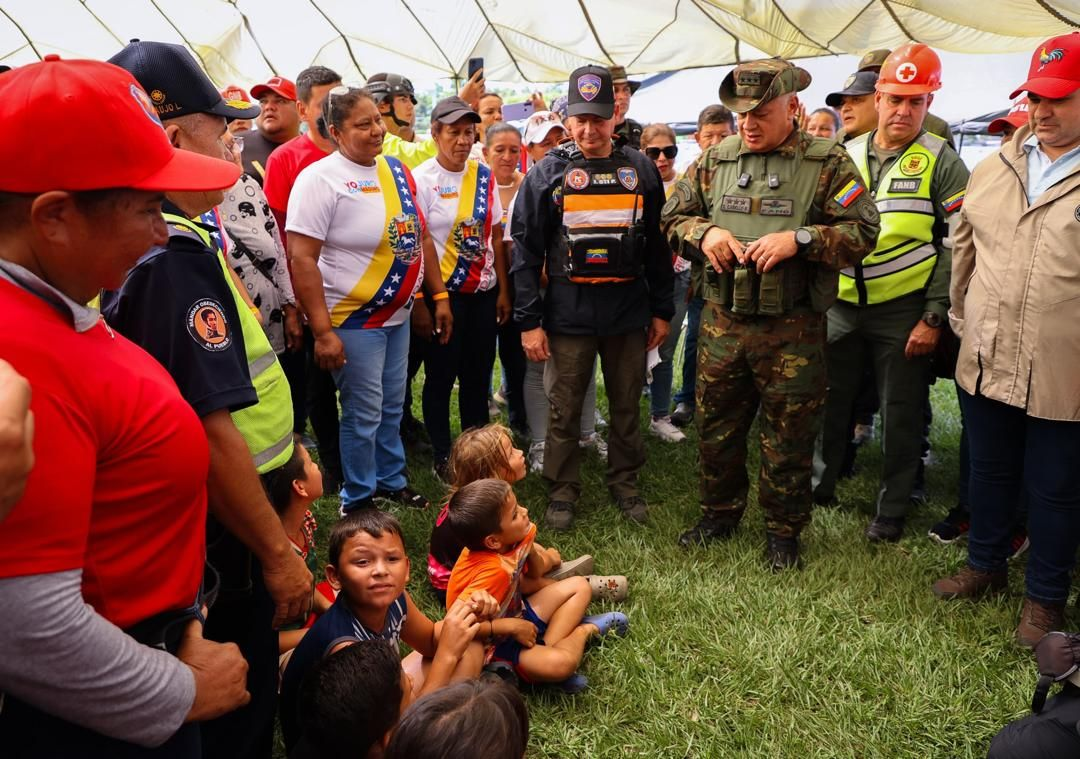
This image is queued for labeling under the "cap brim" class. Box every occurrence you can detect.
[987,114,1028,134]
[129,148,241,192]
[826,88,874,107]
[567,102,614,119]
[876,82,941,96]
[628,80,641,94]
[1010,77,1080,100]
[434,108,481,124]
[206,97,261,120]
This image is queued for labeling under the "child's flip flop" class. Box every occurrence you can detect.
[545,554,594,581]
[583,611,629,638]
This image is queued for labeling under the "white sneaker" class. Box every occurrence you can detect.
[579,432,608,461]
[650,415,687,443]
[593,409,607,430]
[528,442,545,474]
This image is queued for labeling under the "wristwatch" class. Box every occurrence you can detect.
[921,311,943,328]
[794,227,813,251]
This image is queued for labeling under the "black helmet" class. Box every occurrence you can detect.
[365,72,417,105]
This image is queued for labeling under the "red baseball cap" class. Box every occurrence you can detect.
[988,97,1030,135]
[1011,32,1080,99]
[250,76,297,102]
[0,55,240,194]
[220,83,250,102]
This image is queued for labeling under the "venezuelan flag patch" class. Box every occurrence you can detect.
[834,179,865,208]
[942,190,965,213]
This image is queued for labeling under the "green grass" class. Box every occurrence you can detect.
[304,376,1049,758]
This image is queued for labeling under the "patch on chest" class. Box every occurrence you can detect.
[720,195,752,214]
[889,178,922,194]
[759,198,793,216]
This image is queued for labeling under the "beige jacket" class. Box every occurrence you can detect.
[950,125,1080,421]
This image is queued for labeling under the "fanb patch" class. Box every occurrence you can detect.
[889,178,922,194]
[759,198,793,217]
[617,167,638,191]
[720,195,752,214]
[899,154,929,176]
[187,299,231,352]
[566,168,590,190]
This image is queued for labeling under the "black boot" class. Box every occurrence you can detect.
[678,512,737,548]
[765,533,800,571]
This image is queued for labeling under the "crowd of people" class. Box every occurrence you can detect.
[0,25,1078,759]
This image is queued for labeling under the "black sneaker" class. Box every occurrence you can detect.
[616,495,648,524]
[374,486,430,510]
[401,414,432,453]
[433,458,452,485]
[678,512,737,548]
[928,506,970,545]
[545,500,575,531]
[670,402,695,428]
[765,533,800,571]
[865,515,905,543]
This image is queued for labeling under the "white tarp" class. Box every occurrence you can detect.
[0,1,1076,86]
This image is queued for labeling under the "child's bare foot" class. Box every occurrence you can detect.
[582,611,629,639]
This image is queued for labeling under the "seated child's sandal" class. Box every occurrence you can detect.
[582,611,629,639]
[544,554,594,581]
[556,672,589,694]
[587,575,628,602]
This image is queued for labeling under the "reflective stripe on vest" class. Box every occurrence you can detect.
[840,132,944,305]
[164,213,295,474]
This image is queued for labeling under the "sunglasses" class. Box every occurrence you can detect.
[644,145,678,160]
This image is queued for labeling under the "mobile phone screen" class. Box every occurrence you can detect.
[468,57,484,80]
[501,101,535,121]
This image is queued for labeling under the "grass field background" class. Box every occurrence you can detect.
[302,369,1050,758]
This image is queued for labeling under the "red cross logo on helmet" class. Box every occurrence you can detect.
[896,62,918,83]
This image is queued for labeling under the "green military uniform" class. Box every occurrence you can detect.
[813,128,969,521]
[661,59,879,565]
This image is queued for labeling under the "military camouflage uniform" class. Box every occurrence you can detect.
[661,60,879,539]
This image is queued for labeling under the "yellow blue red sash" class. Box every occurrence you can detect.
[440,161,493,294]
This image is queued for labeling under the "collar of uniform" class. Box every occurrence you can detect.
[161,199,219,236]
[737,126,804,158]
[0,258,100,333]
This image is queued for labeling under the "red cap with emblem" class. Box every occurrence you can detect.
[1011,32,1080,99]
[988,97,1030,135]
[0,55,240,193]
[250,76,297,102]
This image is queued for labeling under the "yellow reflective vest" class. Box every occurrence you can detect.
[164,213,295,473]
[840,131,946,305]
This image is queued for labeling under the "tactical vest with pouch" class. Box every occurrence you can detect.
[553,149,646,284]
[697,134,836,314]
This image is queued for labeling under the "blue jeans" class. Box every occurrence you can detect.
[673,293,704,407]
[650,269,690,417]
[961,388,1080,604]
[333,320,410,510]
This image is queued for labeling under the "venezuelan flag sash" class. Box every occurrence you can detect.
[333,156,423,329]
[440,161,493,294]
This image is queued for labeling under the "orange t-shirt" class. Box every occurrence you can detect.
[446,523,536,618]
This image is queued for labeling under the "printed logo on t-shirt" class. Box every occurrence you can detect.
[344,179,380,194]
[186,299,232,351]
[389,213,422,264]
[453,216,484,260]
[437,184,459,199]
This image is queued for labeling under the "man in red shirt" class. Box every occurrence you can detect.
[235,76,301,186]
[0,56,249,756]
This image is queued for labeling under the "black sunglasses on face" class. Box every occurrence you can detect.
[645,145,678,160]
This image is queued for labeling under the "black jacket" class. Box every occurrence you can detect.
[509,142,674,336]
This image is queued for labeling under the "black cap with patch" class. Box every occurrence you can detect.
[825,71,878,107]
[108,39,260,122]
[567,65,614,119]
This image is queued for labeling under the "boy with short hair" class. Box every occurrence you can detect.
[447,479,628,690]
[279,510,487,752]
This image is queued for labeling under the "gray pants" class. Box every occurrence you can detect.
[525,357,597,446]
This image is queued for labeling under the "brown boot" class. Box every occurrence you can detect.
[931,565,1008,600]
[1015,597,1066,649]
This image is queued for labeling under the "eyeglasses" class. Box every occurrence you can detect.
[326,84,351,114]
[644,145,678,160]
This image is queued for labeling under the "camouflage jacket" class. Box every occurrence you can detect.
[660,128,879,273]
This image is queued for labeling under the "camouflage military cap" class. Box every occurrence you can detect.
[718,58,811,114]
[858,49,892,72]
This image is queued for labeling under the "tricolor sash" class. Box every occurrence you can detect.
[334,156,424,329]
[440,161,493,294]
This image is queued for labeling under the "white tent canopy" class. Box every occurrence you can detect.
[1,1,1077,87]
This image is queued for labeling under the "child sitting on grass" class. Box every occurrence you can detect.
[279,510,491,753]
[262,442,336,656]
[447,479,629,692]
[290,639,409,759]
[428,424,627,606]
[385,679,529,759]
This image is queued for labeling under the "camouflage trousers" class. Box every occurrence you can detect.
[696,303,826,537]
